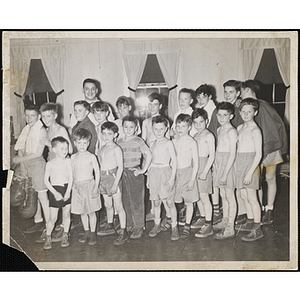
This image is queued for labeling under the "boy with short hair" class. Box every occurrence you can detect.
[96,122,128,245]
[142,92,171,224]
[43,137,73,250]
[118,115,152,239]
[40,102,73,160]
[194,84,216,122]
[240,80,288,225]
[213,102,238,240]
[208,80,243,226]
[147,115,179,241]
[235,98,263,241]
[173,114,199,240]
[69,78,114,129]
[115,96,141,141]
[71,100,98,154]
[71,128,101,246]
[191,108,215,238]
[13,105,50,240]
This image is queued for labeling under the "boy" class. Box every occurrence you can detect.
[240,80,288,225]
[115,95,141,141]
[13,105,50,241]
[235,99,263,241]
[171,88,196,137]
[43,137,73,250]
[71,128,101,246]
[96,122,128,246]
[142,92,170,224]
[194,84,216,123]
[69,78,114,129]
[71,100,98,154]
[40,103,73,242]
[118,115,152,239]
[147,115,179,241]
[91,101,110,155]
[213,102,238,240]
[208,80,243,226]
[173,114,199,240]
[191,108,215,238]
[40,102,73,160]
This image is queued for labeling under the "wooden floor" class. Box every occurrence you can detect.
[5,174,290,270]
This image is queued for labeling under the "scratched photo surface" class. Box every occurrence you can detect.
[2,31,298,270]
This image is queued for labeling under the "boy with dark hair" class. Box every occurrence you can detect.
[43,136,73,250]
[13,105,50,241]
[147,115,179,241]
[240,80,288,225]
[213,102,238,240]
[71,128,101,246]
[71,100,98,154]
[194,84,216,122]
[115,96,141,141]
[173,114,199,240]
[97,121,128,245]
[191,108,215,238]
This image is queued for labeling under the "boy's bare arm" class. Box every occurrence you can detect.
[200,133,215,179]
[141,120,147,141]
[187,141,199,190]
[92,155,100,194]
[13,128,47,164]
[166,141,177,186]
[133,148,152,175]
[64,159,73,201]
[220,128,237,183]
[111,147,123,194]
[244,128,262,184]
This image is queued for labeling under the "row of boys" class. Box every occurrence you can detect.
[14,78,287,249]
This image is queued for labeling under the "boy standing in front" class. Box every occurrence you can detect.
[97,122,128,246]
[118,115,152,239]
[13,105,50,241]
[192,108,215,238]
[147,115,179,241]
[235,99,263,241]
[43,137,73,250]
[213,102,238,240]
[173,114,199,240]
[71,128,101,246]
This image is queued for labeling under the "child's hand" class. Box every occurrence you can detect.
[110,184,118,195]
[12,156,21,164]
[166,178,175,191]
[219,174,227,186]
[243,173,252,185]
[54,192,63,201]
[130,167,143,176]
[92,186,99,197]
[186,180,195,191]
[198,172,207,181]
[64,191,71,201]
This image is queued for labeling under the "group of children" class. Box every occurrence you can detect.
[13,78,287,251]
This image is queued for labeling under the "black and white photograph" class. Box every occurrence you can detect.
[2,30,298,271]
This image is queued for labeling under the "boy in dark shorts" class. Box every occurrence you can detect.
[43,137,73,250]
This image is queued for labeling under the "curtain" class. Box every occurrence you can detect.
[240,38,291,124]
[274,44,290,124]
[10,41,67,134]
[122,39,180,121]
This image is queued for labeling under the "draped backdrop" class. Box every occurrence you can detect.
[239,38,290,124]
[122,39,181,122]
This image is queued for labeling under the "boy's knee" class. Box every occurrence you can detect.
[153,200,161,207]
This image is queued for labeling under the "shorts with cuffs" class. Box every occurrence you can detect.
[174,166,199,203]
[147,165,175,201]
[213,152,235,190]
[23,157,47,192]
[197,157,212,194]
[262,149,283,166]
[235,152,260,190]
[100,168,121,195]
[49,184,71,208]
